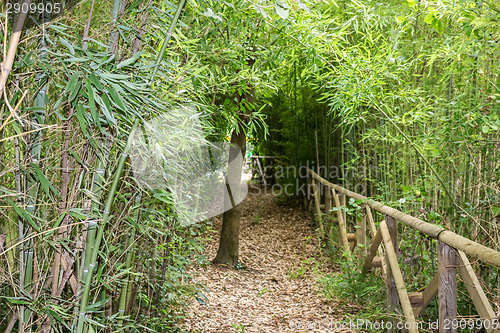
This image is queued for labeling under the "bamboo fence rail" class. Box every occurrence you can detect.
[305,168,500,333]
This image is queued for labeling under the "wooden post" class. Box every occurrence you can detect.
[333,189,351,258]
[325,184,332,215]
[340,193,347,229]
[303,173,308,209]
[385,215,399,332]
[324,185,334,248]
[256,157,265,185]
[358,207,367,256]
[438,241,458,333]
[380,221,418,333]
[362,226,382,274]
[457,250,497,333]
[311,179,321,216]
[366,206,387,277]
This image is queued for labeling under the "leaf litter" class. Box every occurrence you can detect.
[182,185,358,332]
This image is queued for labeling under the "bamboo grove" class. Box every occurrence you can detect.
[255,0,500,320]
[0,0,499,332]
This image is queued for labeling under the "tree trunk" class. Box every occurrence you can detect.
[213,82,254,267]
[212,128,246,266]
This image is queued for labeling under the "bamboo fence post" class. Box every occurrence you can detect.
[340,193,347,228]
[380,221,418,333]
[333,189,351,257]
[311,179,324,231]
[385,215,400,331]
[365,205,387,277]
[325,186,337,248]
[438,241,458,333]
[358,207,367,256]
[457,251,497,332]
[312,179,321,216]
[362,226,382,274]
[325,184,331,215]
[366,205,377,237]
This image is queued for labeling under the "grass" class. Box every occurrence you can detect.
[317,258,390,332]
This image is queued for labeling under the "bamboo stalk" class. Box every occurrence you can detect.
[0,0,32,95]
[152,0,187,79]
[51,109,73,297]
[109,0,123,54]
[76,123,138,333]
[117,193,141,328]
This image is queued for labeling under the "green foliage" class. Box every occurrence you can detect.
[319,259,388,328]
[0,0,499,330]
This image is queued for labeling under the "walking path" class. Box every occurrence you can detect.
[182,185,357,332]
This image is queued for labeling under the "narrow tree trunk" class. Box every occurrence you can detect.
[213,126,247,267]
[213,79,254,267]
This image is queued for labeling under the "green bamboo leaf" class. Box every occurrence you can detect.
[94,54,116,69]
[52,213,65,229]
[98,72,130,81]
[116,51,144,69]
[86,298,110,312]
[46,308,71,329]
[275,1,289,20]
[65,72,80,94]
[69,79,82,102]
[89,74,104,91]
[3,296,31,305]
[253,5,269,19]
[424,11,434,24]
[69,148,84,166]
[95,94,117,125]
[32,164,59,198]
[9,201,41,232]
[108,84,126,110]
[76,103,90,138]
[64,57,90,63]
[69,208,90,220]
[59,37,75,55]
[85,79,104,132]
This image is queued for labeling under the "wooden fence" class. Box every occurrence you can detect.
[305,168,500,333]
[247,156,282,185]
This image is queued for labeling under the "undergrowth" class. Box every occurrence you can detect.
[318,257,389,332]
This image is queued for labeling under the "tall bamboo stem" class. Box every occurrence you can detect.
[76,123,137,333]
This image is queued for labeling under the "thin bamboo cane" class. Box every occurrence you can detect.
[152,0,187,79]
[109,0,123,54]
[76,123,138,333]
[117,193,141,328]
[0,0,32,95]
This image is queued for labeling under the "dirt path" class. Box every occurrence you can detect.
[182,186,355,332]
